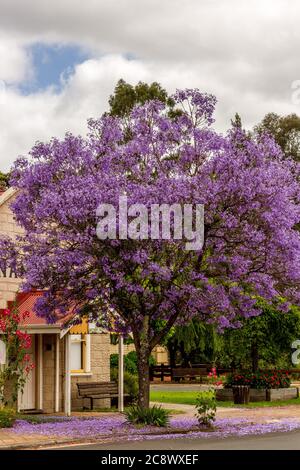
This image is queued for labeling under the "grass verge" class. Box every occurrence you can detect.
[150,390,300,408]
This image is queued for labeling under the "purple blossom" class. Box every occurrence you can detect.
[1,88,300,405]
[11,415,300,442]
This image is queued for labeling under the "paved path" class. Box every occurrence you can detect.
[151,401,300,422]
[150,401,242,417]
[50,429,300,450]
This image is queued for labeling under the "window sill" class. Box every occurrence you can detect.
[71,372,93,377]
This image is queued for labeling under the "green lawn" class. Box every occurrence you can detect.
[150,391,200,406]
[150,390,300,408]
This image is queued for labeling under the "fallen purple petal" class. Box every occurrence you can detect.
[11,415,300,442]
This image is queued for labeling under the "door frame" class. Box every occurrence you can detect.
[18,335,37,411]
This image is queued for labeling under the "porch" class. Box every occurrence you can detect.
[2,291,124,416]
[18,330,115,416]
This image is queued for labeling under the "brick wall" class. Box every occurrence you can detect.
[0,189,23,309]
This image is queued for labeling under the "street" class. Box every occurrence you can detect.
[50,430,300,450]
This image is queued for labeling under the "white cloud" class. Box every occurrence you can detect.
[1,0,300,170]
[0,36,32,83]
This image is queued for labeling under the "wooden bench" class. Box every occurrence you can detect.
[172,367,207,383]
[77,381,129,410]
[150,365,172,382]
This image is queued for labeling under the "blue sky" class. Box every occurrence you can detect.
[19,43,91,94]
[1,0,300,171]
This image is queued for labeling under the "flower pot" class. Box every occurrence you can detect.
[232,385,250,404]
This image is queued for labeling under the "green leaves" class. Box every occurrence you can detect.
[109,79,172,118]
[195,389,216,427]
[0,408,16,428]
[125,404,170,427]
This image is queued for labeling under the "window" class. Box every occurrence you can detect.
[70,334,90,373]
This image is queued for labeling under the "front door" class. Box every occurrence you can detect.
[19,335,36,410]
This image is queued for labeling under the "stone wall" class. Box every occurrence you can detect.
[71,333,111,410]
[110,342,135,356]
[0,278,22,310]
[216,387,299,402]
[41,333,111,413]
[0,189,23,238]
[0,189,23,309]
[267,387,299,401]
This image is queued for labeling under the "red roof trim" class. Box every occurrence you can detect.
[3,291,72,328]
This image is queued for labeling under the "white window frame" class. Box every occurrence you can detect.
[70,334,91,375]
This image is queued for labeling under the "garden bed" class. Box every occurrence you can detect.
[8,415,300,445]
[216,387,299,402]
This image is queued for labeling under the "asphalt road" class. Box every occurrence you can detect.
[51,430,300,450]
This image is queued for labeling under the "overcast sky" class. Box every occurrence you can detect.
[1,0,300,171]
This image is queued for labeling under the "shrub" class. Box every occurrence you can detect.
[110,354,119,370]
[195,390,216,427]
[0,408,16,428]
[124,371,138,400]
[125,404,169,427]
[224,370,291,389]
[110,368,138,400]
[125,351,138,375]
[110,351,156,375]
[110,352,138,374]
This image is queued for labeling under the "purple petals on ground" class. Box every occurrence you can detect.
[12,415,300,442]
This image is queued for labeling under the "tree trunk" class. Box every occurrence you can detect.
[251,342,259,372]
[137,347,150,408]
[134,315,151,409]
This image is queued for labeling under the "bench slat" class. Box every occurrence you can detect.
[77,381,124,410]
[78,390,117,394]
[85,394,129,399]
[77,382,115,388]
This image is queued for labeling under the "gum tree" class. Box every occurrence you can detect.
[8,89,300,408]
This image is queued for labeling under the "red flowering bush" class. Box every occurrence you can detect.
[224,370,291,389]
[206,367,224,386]
[0,307,34,406]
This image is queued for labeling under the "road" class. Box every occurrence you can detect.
[50,430,300,450]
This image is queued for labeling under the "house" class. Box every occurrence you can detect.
[0,188,111,414]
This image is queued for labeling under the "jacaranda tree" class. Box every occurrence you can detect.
[7,89,300,407]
